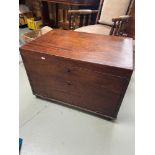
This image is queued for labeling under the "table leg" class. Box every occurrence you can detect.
[40,1,50,26]
[55,3,59,27]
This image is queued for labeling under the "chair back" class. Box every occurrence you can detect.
[98,0,134,25]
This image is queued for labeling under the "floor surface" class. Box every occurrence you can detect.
[19,61,135,155]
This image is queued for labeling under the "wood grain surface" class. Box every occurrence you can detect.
[20,30,133,119]
[40,0,100,6]
[21,30,133,72]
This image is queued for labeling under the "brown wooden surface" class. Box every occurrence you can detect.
[20,30,133,119]
[41,0,100,6]
[39,0,100,28]
[21,30,133,72]
[126,0,135,39]
[40,1,51,25]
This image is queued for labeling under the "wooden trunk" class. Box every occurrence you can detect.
[20,30,133,119]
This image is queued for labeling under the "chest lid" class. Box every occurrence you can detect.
[20,30,133,77]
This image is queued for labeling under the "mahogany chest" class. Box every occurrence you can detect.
[20,30,133,119]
